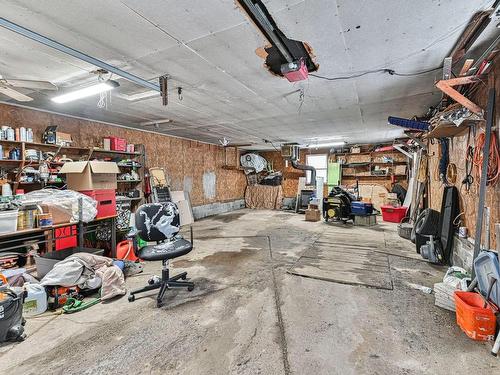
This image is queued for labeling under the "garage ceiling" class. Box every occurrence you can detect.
[0,0,498,148]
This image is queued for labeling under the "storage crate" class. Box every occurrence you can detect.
[81,189,116,218]
[0,209,18,234]
[454,291,497,341]
[380,205,407,223]
[109,137,127,151]
[351,201,373,215]
[35,247,104,278]
[55,225,77,250]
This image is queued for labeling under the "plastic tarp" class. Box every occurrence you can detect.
[245,185,283,209]
[21,188,98,223]
[240,153,268,174]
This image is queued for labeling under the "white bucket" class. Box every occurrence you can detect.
[23,283,48,316]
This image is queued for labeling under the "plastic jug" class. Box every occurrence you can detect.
[23,283,48,316]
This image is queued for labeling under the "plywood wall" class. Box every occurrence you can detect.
[428,61,500,249]
[0,104,246,206]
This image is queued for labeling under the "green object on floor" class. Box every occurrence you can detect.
[328,162,341,186]
[62,297,101,314]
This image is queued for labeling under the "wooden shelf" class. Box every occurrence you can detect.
[342,174,407,179]
[335,150,398,156]
[0,159,22,165]
[0,140,88,153]
[92,148,142,156]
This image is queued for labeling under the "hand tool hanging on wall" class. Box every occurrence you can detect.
[472,88,495,278]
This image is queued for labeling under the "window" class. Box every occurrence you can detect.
[306,154,327,183]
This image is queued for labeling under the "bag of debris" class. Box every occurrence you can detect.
[240,153,268,174]
[434,266,470,312]
[19,188,98,223]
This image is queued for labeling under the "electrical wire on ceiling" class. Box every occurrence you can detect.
[309,66,443,81]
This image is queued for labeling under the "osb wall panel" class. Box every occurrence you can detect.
[428,62,500,249]
[0,104,246,206]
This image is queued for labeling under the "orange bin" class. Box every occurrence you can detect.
[454,291,497,341]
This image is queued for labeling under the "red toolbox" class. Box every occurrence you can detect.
[380,205,408,223]
[81,189,117,218]
[109,137,127,151]
[55,225,77,250]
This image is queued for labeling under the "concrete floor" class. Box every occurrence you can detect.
[0,209,498,374]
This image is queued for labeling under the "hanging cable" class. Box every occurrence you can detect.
[461,145,474,192]
[473,131,500,186]
[309,66,443,81]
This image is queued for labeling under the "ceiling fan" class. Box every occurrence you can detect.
[0,74,58,102]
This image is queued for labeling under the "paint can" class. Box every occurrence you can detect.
[37,213,53,228]
[459,226,468,238]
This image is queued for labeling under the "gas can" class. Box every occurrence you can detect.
[22,283,47,317]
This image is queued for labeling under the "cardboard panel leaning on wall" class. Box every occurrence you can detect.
[0,103,246,207]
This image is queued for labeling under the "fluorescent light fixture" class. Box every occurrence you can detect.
[140,119,172,126]
[51,80,119,103]
[302,141,345,148]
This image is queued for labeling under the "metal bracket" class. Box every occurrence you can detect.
[405,132,427,151]
[159,76,168,106]
[393,144,413,159]
[435,76,484,115]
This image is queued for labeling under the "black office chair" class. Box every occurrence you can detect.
[128,202,194,307]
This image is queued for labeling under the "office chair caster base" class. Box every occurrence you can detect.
[128,294,136,302]
[187,285,194,292]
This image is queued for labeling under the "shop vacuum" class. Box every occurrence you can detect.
[0,285,26,342]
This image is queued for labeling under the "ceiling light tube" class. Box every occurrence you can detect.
[51,80,119,103]
[302,141,345,148]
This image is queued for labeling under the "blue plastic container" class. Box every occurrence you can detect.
[474,251,500,306]
[351,201,373,215]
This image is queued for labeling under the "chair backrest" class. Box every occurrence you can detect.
[135,202,180,242]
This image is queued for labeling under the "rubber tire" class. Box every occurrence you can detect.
[415,208,440,236]
[411,210,427,243]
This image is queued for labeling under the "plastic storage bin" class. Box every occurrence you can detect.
[351,201,373,215]
[0,209,19,234]
[81,189,116,218]
[473,251,500,307]
[35,247,104,278]
[55,225,77,250]
[380,205,407,223]
[454,291,497,341]
[109,137,127,151]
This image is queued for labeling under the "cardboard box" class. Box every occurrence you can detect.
[39,203,72,225]
[59,161,120,191]
[305,208,321,222]
[56,132,72,146]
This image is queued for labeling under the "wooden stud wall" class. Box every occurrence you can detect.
[0,104,247,206]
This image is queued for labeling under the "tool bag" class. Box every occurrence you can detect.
[0,287,26,342]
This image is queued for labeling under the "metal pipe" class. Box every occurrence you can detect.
[472,88,495,278]
[291,159,316,186]
[0,17,160,92]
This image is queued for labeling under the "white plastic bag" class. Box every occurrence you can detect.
[21,188,98,223]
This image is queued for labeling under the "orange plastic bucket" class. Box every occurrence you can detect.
[454,291,497,341]
[116,240,139,261]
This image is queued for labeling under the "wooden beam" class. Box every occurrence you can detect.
[459,59,474,76]
[435,76,484,114]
